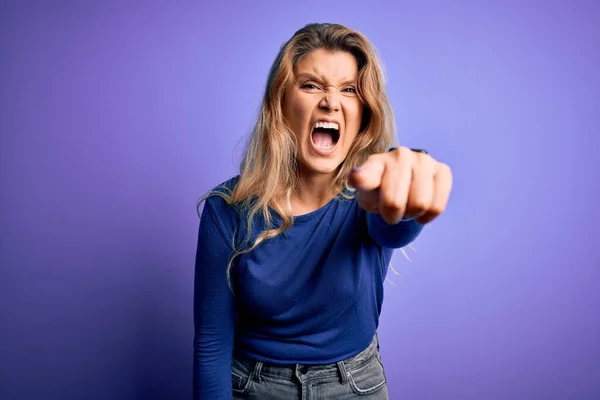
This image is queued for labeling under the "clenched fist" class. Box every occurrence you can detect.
[348,147,453,225]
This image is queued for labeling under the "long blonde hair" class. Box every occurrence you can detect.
[196,23,397,287]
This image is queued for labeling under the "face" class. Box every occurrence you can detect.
[283,49,363,179]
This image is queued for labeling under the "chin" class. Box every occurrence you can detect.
[301,154,344,176]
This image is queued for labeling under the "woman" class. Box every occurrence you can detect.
[193,23,452,399]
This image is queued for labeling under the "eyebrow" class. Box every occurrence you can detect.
[296,72,357,86]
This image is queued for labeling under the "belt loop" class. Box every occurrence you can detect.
[252,361,263,383]
[375,331,380,352]
[336,361,348,384]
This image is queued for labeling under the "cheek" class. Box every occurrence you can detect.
[285,97,312,136]
[345,102,363,130]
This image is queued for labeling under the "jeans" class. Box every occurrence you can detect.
[231,335,389,399]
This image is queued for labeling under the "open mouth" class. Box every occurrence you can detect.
[311,121,340,151]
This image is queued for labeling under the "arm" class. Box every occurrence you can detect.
[349,146,451,247]
[193,197,236,399]
[366,213,424,249]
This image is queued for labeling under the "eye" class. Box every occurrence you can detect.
[342,87,358,97]
[300,82,321,91]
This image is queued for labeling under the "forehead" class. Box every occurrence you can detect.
[295,49,358,82]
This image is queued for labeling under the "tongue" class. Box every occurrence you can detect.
[312,128,334,147]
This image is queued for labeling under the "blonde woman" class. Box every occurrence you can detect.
[193,23,453,399]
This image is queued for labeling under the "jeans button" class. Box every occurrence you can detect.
[298,365,308,374]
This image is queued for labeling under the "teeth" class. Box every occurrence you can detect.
[314,121,339,130]
[315,142,335,149]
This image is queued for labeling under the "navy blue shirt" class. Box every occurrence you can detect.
[193,176,424,398]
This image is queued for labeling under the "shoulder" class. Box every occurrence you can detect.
[200,175,241,225]
[209,175,241,198]
[217,175,241,191]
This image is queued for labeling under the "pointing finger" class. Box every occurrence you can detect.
[348,157,385,191]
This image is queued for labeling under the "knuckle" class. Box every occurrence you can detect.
[423,155,436,170]
[381,197,401,210]
[409,199,430,212]
[389,146,412,163]
[381,198,404,216]
[438,162,452,177]
[429,203,446,215]
[399,146,413,157]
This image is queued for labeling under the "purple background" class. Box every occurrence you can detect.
[1,1,599,399]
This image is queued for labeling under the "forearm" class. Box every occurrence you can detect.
[366,212,424,248]
[193,331,234,399]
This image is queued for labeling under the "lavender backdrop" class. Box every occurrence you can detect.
[1,1,599,399]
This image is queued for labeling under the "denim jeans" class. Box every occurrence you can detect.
[231,335,389,399]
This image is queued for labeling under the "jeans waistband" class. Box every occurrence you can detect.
[234,334,380,384]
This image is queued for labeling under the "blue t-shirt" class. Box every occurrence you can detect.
[193,176,424,398]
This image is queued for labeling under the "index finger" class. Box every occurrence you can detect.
[348,157,385,191]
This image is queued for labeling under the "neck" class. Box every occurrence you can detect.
[288,168,337,216]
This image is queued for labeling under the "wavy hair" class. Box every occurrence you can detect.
[196,23,398,289]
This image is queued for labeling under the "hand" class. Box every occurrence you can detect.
[348,147,453,225]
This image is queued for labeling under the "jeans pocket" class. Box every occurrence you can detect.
[346,355,387,396]
[231,358,253,393]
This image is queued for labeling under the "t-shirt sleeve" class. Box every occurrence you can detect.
[366,212,424,249]
[193,195,237,399]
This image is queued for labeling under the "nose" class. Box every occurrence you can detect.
[319,89,341,112]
